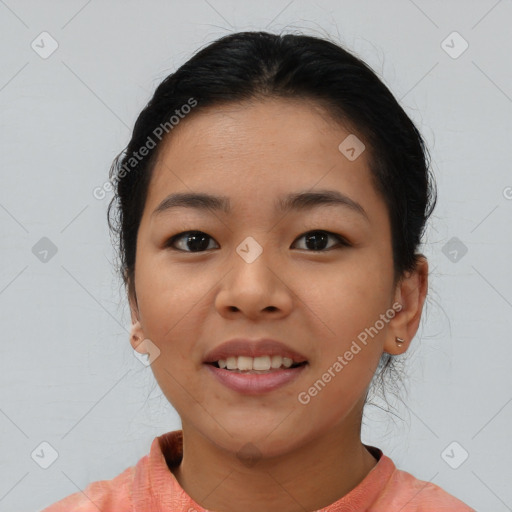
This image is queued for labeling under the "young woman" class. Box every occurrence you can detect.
[43,31,474,511]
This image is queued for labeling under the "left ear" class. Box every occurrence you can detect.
[130,321,148,354]
[384,254,429,355]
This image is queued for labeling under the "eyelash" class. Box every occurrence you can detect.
[164,230,351,253]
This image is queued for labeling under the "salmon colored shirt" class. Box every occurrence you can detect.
[42,430,474,511]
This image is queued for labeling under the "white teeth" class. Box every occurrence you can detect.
[237,356,253,371]
[253,356,271,370]
[271,355,283,369]
[215,355,302,371]
[282,357,293,368]
[226,357,237,370]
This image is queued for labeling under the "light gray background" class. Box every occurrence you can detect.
[1,1,511,511]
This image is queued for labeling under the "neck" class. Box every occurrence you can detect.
[172,417,378,512]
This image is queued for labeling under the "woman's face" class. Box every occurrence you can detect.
[129,98,412,459]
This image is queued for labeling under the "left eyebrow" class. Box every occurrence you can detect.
[152,189,369,222]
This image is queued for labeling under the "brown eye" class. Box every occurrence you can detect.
[166,231,218,252]
[292,230,350,251]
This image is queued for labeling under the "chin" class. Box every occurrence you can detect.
[211,422,306,461]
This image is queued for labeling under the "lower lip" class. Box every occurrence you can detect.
[204,363,308,394]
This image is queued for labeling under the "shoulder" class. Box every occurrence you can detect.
[40,463,139,512]
[372,460,475,511]
[40,431,183,512]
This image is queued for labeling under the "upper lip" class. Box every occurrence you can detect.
[203,338,308,364]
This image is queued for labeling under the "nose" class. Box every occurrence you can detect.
[214,246,293,321]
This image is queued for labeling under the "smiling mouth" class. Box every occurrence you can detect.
[204,357,308,394]
[206,361,308,373]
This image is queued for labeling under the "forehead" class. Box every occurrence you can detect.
[143,98,383,219]
[156,97,360,164]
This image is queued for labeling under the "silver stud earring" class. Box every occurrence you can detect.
[395,337,405,346]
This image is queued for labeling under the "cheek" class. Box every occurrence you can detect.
[303,261,391,406]
[135,253,211,348]
[299,273,388,416]
[307,260,392,340]
[134,256,213,406]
